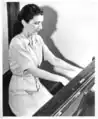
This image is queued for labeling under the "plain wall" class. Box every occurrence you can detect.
[20,0,97,67]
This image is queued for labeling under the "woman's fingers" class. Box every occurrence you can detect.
[57,76,69,86]
[61,78,69,86]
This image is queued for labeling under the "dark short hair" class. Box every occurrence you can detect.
[18,4,43,22]
[13,4,43,37]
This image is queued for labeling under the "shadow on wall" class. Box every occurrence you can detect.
[39,6,84,69]
[39,6,83,92]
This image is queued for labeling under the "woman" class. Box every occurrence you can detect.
[8,4,82,116]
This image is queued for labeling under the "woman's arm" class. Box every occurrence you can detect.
[52,57,82,71]
[27,64,69,86]
[42,42,83,78]
[52,57,83,79]
[53,66,82,79]
[42,39,82,71]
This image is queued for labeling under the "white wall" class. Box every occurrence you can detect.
[3,2,9,74]
[20,0,97,67]
[54,0,97,67]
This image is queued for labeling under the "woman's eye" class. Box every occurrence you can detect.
[34,22,38,25]
[34,22,40,25]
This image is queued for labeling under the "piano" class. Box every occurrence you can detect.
[34,59,95,116]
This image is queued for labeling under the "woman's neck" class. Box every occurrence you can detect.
[21,28,37,38]
[22,29,30,38]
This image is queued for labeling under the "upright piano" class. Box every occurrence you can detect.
[34,59,95,116]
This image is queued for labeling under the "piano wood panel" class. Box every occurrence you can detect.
[34,59,95,116]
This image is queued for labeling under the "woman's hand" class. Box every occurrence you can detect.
[56,75,69,86]
[54,66,82,79]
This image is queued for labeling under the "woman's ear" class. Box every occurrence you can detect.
[21,19,27,27]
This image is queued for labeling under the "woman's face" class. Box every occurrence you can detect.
[23,15,44,35]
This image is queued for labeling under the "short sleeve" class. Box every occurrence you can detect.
[9,38,36,71]
[40,37,55,62]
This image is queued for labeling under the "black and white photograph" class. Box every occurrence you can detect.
[2,0,97,117]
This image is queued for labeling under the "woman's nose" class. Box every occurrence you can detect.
[39,23,42,30]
